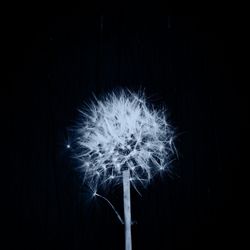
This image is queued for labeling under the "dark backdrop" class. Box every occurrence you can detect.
[4,13,245,250]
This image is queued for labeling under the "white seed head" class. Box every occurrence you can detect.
[75,89,175,190]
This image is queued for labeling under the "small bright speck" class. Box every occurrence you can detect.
[66,144,71,149]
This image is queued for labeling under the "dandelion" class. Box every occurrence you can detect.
[74,89,175,250]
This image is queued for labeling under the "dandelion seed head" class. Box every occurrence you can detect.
[75,89,175,190]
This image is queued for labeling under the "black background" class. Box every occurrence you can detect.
[4,12,246,250]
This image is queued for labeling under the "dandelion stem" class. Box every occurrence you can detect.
[123,169,132,250]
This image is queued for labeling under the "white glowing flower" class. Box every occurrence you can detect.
[75,89,175,190]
